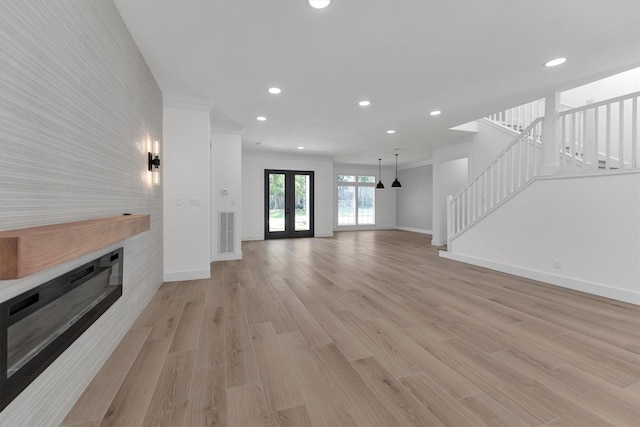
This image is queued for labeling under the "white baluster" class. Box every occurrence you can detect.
[492,162,497,205]
[465,189,470,228]
[594,107,600,171]
[483,172,488,215]
[606,104,611,169]
[457,197,462,233]
[446,195,453,241]
[561,114,567,173]
[474,182,478,220]
[571,113,582,172]
[619,101,625,169]
[516,138,523,188]
[632,97,638,168]
[579,111,585,167]
[525,130,531,180]
[498,156,503,202]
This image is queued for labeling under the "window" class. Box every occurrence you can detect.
[337,175,376,226]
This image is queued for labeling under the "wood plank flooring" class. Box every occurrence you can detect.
[62,230,640,426]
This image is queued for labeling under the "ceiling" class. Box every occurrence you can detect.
[113,0,640,167]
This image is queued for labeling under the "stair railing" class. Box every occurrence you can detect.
[486,98,545,132]
[447,118,543,240]
[559,91,639,173]
[448,91,639,243]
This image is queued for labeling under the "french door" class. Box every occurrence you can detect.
[265,170,314,239]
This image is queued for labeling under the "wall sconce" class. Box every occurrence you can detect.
[148,140,160,186]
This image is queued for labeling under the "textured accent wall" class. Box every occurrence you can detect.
[0,1,163,425]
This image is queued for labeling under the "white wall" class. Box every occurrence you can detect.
[396,164,433,233]
[446,172,640,304]
[562,67,640,106]
[163,97,212,281]
[0,2,163,424]
[211,129,242,260]
[242,152,334,239]
[333,164,397,230]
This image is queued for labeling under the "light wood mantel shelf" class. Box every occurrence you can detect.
[0,214,150,280]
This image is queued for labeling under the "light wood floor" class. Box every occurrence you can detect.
[62,230,640,426]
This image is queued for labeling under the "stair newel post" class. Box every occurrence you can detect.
[542,92,562,175]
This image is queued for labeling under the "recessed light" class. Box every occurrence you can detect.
[257,116,267,121]
[297,146,305,150]
[308,0,331,9]
[359,100,371,107]
[545,57,567,67]
[386,130,396,134]
[268,87,281,94]
[430,110,442,116]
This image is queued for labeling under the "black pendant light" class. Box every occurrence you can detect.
[392,153,402,187]
[376,158,385,189]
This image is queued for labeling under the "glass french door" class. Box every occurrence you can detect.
[265,170,314,239]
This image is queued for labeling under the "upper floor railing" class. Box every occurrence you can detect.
[486,98,544,133]
[559,91,639,173]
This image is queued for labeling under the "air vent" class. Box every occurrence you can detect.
[219,211,235,254]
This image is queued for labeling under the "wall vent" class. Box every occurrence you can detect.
[218,211,235,254]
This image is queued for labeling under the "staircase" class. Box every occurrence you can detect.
[447,91,640,243]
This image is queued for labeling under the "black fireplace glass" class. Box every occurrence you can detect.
[0,247,123,411]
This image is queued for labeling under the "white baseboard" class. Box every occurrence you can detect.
[242,235,264,241]
[334,225,395,232]
[315,232,334,238]
[395,226,432,235]
[439,251,639,305]
[163,269,211,282]
[211,252,243,262]
[242,233,334,240]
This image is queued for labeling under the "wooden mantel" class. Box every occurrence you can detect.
[0,214,150,280]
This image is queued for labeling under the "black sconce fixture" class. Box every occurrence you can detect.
[376,158,385,189]
[148,140,160,186]
[392,153,402,188]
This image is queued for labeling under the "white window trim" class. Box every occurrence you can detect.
[337,175,376,226]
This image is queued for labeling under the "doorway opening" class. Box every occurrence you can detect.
[265,170,314,239]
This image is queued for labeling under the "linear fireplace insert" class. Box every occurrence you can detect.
[0,247,123,411]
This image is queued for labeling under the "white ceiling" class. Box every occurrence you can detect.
[113,0,640,167]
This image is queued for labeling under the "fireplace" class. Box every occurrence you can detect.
[0,248,123,410]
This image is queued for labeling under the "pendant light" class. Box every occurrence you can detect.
[376,159,385,189]
[392,153,402,187]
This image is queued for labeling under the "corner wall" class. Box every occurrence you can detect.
[395,164,433,234]
[0,1,163,424]
[445,172,640,304]
[211,129,242,260]
[163,96,212,281]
